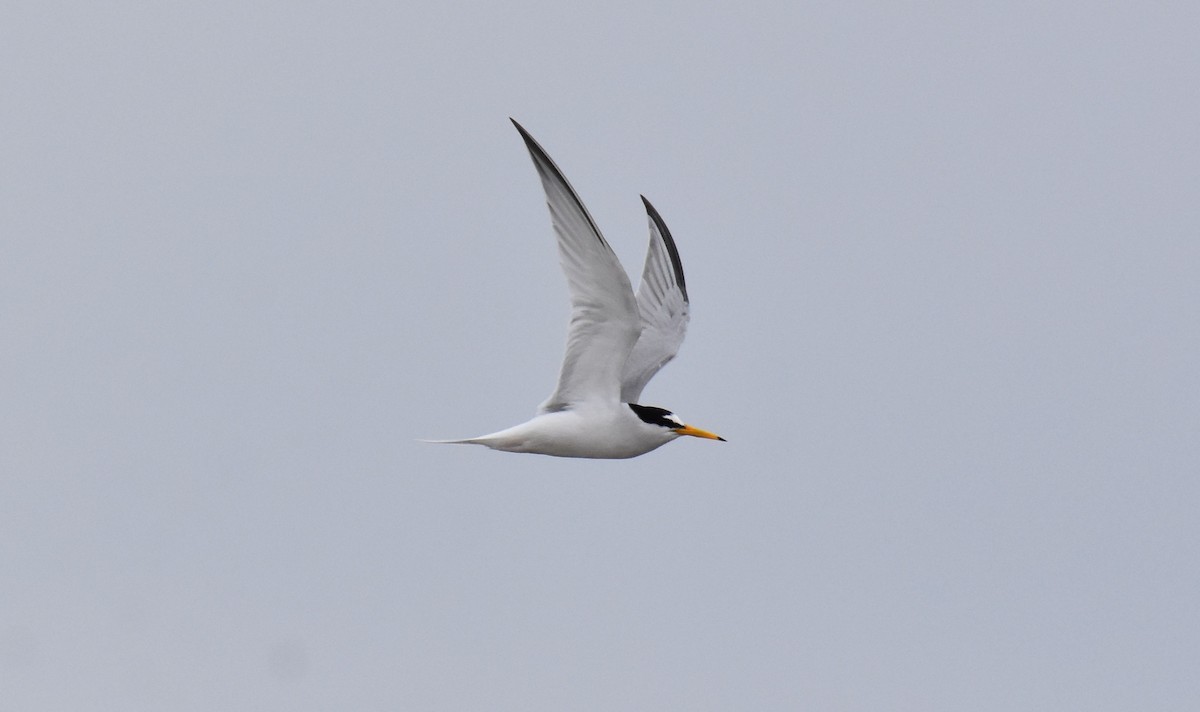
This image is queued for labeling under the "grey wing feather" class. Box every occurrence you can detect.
[620,196,690,404]
[510,119,640,413]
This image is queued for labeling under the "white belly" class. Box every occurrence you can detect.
[467,407,675,459]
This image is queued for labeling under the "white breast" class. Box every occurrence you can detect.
[465,406,678,459]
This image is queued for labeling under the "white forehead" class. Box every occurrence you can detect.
[665,413,684,427]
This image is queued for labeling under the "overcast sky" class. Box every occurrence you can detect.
[2,2,1198,710]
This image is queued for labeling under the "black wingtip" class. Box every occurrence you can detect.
[510,117,538,148]
[510,118,559,170]
[508,119,612,253]
[640,195,689,303]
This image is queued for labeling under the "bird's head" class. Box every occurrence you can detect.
[628,403,725,442]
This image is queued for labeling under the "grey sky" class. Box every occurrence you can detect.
[2,2,1197,710]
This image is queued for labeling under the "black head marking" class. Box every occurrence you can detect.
[628,403,683,429]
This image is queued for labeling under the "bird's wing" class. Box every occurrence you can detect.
[511,119,640,413]
[620,196,690,404]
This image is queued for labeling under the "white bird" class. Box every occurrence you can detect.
[429,119,725,459]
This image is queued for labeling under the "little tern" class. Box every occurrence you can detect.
[429,119,725,458]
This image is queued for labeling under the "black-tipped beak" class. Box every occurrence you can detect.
[674,424,726,441]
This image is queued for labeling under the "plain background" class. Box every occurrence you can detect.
[2,2,1197,710]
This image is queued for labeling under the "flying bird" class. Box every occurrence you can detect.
[429,119,725,458]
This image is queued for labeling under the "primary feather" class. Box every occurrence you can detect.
[621,196,691,404]
[510,120,640,414]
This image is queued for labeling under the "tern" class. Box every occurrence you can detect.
[430,119,725,459]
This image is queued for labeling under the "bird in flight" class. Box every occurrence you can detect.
[429,119,725,458]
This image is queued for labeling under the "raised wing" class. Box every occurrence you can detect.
[620,196,691,403]
[510,119,640,413]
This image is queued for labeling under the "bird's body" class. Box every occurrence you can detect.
[429,120,724,459]
[439,405,679,459]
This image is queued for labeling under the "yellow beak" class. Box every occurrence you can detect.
[674,424,726,441]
